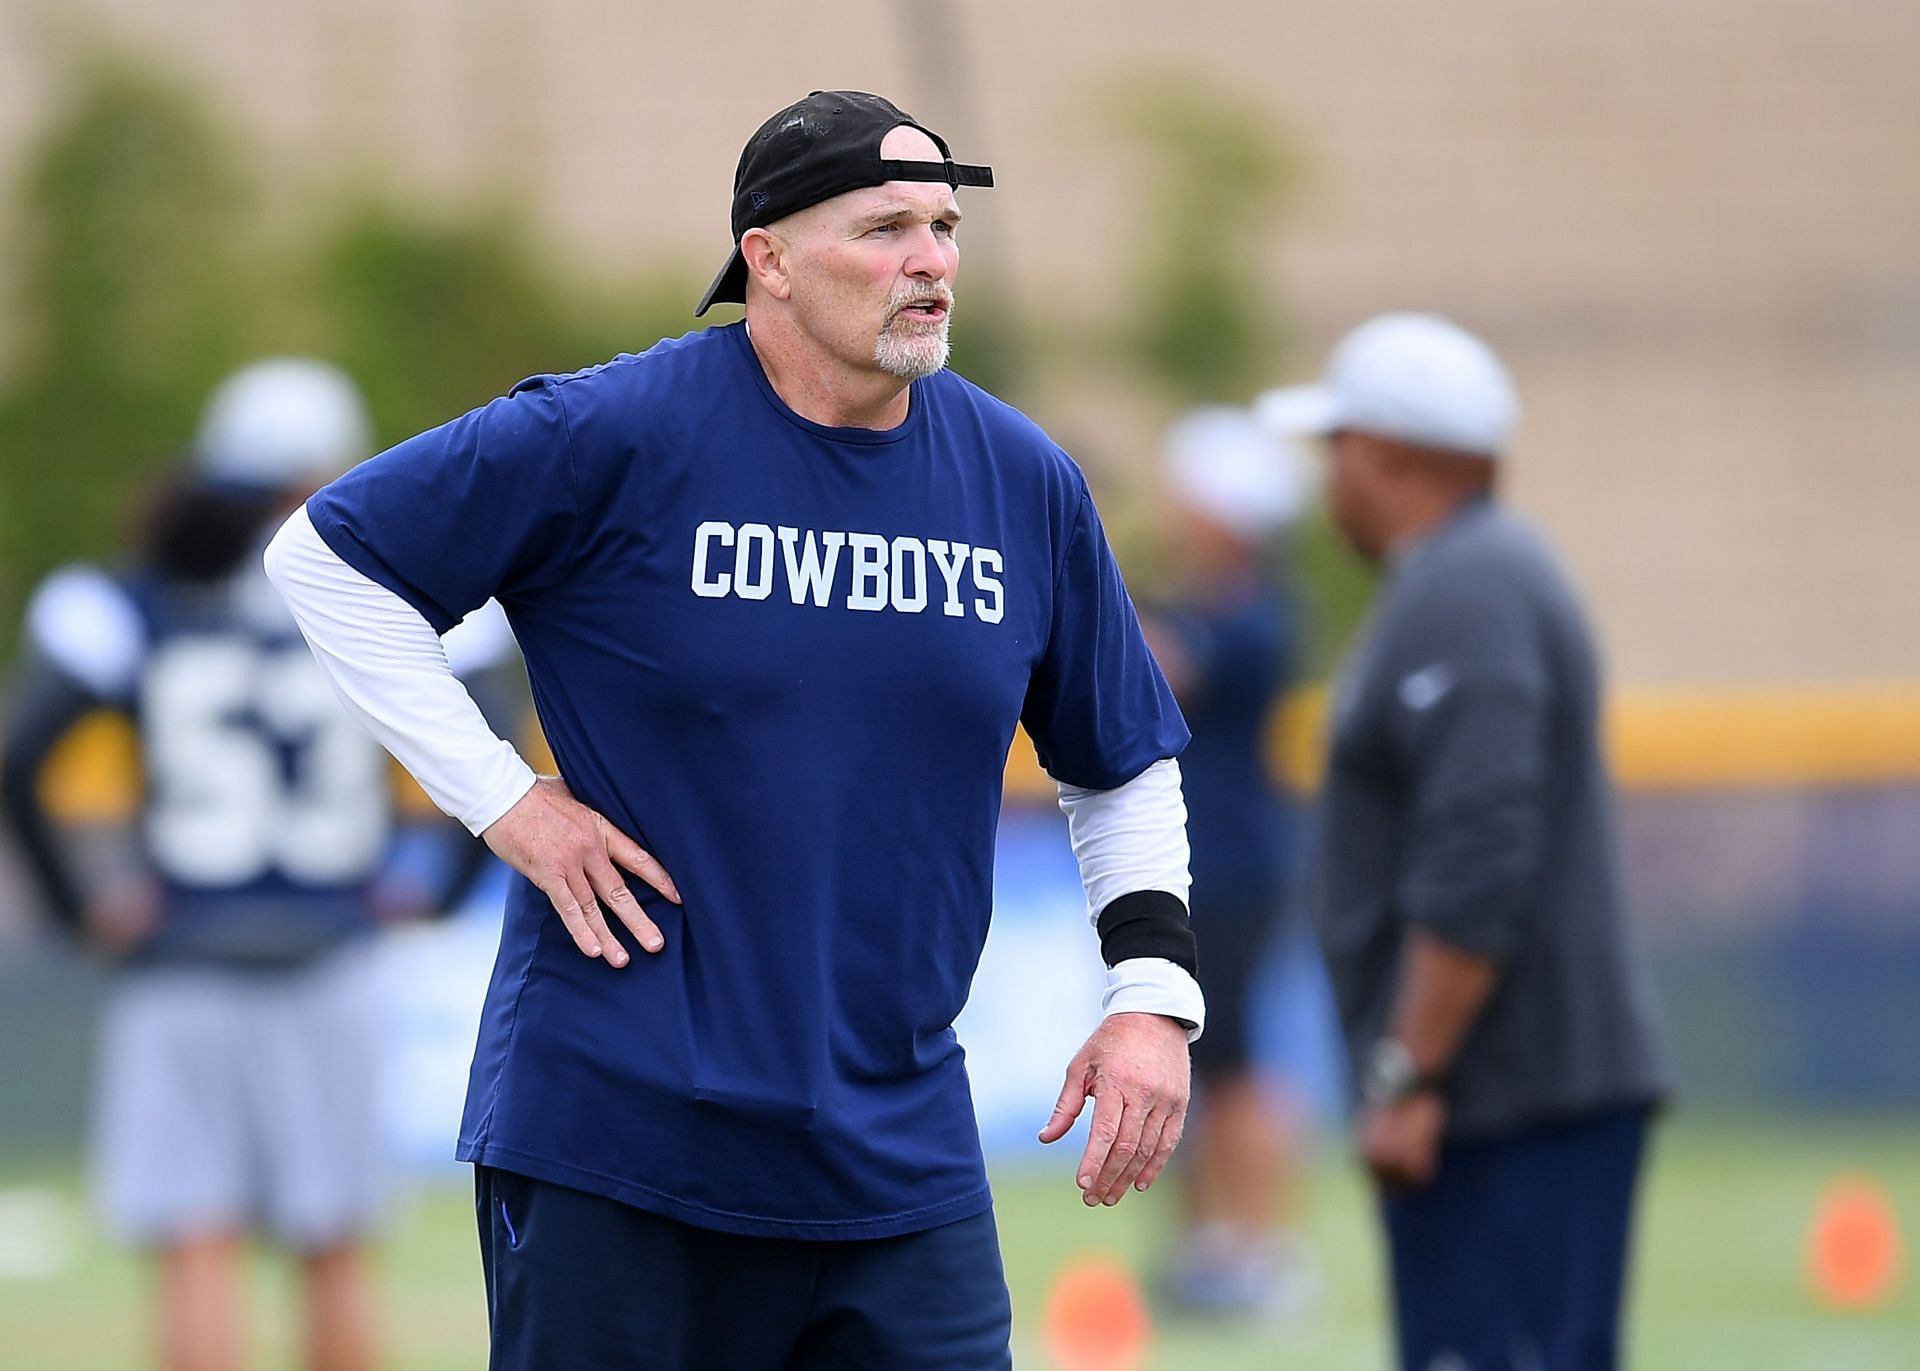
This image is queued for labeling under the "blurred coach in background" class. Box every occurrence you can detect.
[1262,314,1669,1371]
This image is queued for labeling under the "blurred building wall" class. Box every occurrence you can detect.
[1,0,1917,684]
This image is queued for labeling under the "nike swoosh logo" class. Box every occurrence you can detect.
[1399,664,1456,712]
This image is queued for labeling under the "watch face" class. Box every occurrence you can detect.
[1364,1039,1419,1106]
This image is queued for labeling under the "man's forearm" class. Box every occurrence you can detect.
[1389,931,1500,1078]
[1056,757,1205,1038]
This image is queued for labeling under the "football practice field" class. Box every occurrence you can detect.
[1,1115,1914,1369]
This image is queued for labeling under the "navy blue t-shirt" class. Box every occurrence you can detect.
[308,323,1187,1239]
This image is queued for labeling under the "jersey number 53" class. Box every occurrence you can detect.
[140,638,390,889]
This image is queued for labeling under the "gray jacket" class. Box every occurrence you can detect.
[1316,499,1669,1137]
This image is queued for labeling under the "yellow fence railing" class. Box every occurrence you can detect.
[28,683,1920,823]
[1009,682,1920,803]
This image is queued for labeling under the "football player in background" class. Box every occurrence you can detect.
[1141,408,1319,1323]
[2,359,515,1371]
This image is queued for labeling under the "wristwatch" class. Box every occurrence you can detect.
[1362,1038,1445,1108]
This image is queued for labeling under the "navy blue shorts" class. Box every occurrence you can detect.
[1380,1106,1651,1371]
[475,1166,1013,1370]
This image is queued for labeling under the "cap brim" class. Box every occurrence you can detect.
[1254,385,1340,437]
[693,247,748,317]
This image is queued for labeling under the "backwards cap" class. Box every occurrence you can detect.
[694,90,994,316]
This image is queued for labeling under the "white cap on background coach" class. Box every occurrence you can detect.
[1256,313,1519,459]
[1163,406,1311,542]
[196,357,374,491]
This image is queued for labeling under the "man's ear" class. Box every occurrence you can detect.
[741,228,792,302]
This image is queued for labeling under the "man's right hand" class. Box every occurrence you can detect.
[482,776,681,967]
[1358,1093,1447,1191]
[85,877,161,957]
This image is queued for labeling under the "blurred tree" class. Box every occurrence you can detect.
[310,202,696,449]
[1093,71,1375,669]
[0,50,703,643]
[1100,71,1302,405]
[0,49,253,626]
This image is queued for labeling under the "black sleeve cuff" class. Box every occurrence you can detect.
[1095,890,1198,979]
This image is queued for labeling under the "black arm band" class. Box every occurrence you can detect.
[1095,890,1198,980]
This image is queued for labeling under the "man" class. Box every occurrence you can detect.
[1139,408,1318,1321]
[1260,314,1669,1370]
[2,359,509,1371]
[264,91,1202,1370]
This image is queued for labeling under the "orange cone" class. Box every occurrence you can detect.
[1043,1253,1152,1371]
[1807,1175,1902,1311]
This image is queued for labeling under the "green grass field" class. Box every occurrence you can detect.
[1,1115,1915,1369]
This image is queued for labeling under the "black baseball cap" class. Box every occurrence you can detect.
[693,90,994,316]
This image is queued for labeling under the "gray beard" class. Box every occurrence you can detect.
[874,317,952,381]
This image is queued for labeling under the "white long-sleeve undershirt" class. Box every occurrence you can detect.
[263,507,537,835]
[1059,759,1205,1039]
[264,506,1203,1036]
